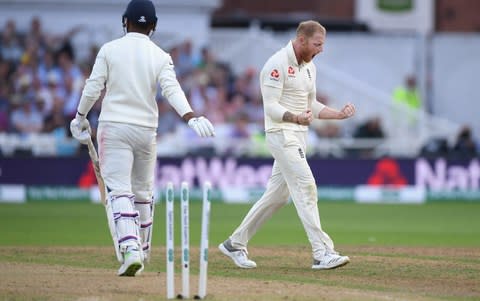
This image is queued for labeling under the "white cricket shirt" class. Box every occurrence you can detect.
[260,41,324,132]
[77,32,192,129]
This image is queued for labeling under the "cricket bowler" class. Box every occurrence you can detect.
[219,20,355,270]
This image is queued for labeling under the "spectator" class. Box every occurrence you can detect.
[56,49,82,89]
[230,112,251,139]
[210,61,232,89]
[451,125,478,158]
[62,75,81,119]
[37,50,59,87]
[43,96,66,133]
[352,117,385,158]
[354,117,385,139]
[10,99,44,134]
[25,17,48,51]
[35,70,65,117]
[1,19,23,64]
[224,92,247,122]
[177,39,195,77]
[226,112,252,156]
[195,46,216,71]
[20,36,40,75]
[43,95,78,156]
[34,91,53,118]
[393,75,422,128]
[13,72,35,101]
[230,68,257,101]
[393,75,422,110]
[420,137,449,158]
[186,68,210,116]
[205,84,228,124]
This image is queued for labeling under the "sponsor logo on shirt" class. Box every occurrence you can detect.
[288,66,295,78]
[270,69,280,81]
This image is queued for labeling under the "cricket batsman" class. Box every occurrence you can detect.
[70,0,215,276]
[219,20,355,270]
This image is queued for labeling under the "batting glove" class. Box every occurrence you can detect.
[188,116,215,137]
[70,112,92,145]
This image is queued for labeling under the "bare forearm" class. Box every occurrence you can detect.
[182,111,194,122]
[283,110,313,125]
[282,111,299,124]
[318,106,346,119]
[318,103,356,120]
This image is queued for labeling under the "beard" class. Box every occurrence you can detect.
[303,54,314,63]
[301,49,317,63]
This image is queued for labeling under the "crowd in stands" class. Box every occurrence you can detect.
[1,18,478,158]
[0,18,270,157]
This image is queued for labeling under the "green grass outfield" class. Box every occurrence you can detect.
[1,201,479,301]
[1,201,479,247]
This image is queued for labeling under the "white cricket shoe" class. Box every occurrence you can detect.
[219,240,257,269]
[312,252,350,270]
[118,247,144,276]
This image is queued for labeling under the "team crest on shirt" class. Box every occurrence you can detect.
[269,69,280,81]
[287,66,296,78]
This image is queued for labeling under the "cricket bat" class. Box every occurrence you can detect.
[86,138,107,205]
[86,137,123,262]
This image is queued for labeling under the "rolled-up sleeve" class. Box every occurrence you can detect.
[310,89,326,118]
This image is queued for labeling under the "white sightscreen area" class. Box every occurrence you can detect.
[432,34,480,136]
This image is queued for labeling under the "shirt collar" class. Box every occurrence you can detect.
[125,32,150,40]
[286,40,303,67]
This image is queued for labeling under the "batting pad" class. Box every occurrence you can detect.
[110,194,141,252]
[134,197,154,263]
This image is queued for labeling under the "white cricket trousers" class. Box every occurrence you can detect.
[230,130,335,260]
[97,122,157,199]
[97,122,157,253]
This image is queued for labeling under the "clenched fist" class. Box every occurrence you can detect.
[297,110,314,125]
[340,103,355,119]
